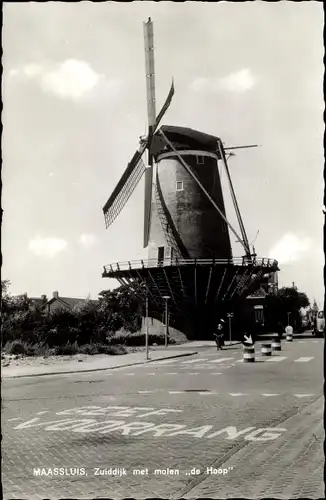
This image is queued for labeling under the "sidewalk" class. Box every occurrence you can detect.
[1,348,198,379]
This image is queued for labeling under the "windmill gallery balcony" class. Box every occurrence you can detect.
[102,257,279,337]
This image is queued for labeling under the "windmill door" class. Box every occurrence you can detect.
[157,246,172,266]
[158,247,164,266]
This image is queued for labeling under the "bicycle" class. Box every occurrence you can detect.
[214,333,224,351]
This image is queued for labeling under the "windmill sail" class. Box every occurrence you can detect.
[143,81,175,247]
[102,82,175,230]
[143,17,156,248]
[103,17,175,233]
[103,144,147,228]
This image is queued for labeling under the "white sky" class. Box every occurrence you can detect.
[2,2,324,307]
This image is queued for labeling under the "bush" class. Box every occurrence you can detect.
[55,342,79,356]
[108,333,176,346]
[78,344,98,355]
[4,340,27,355]
[24,343,54,357]
[78,343,127,355]
[102,344,127,355]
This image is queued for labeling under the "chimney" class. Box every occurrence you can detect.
[53,291,59,299]
[41,294,47,303]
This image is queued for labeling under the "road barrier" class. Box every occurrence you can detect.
[272,339,282,351]
[261,343,272,356]
[285,325,293,341]
[243,345,255,363]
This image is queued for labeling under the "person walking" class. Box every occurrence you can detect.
[214,319,226,350]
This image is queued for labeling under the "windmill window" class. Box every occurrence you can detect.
[197,155,205,164]
[176,181,184,191]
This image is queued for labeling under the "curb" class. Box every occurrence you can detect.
[2,351,198,380]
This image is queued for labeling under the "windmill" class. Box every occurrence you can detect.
[102,18,279,339]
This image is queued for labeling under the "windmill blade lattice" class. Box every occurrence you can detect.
[103,144,148,229]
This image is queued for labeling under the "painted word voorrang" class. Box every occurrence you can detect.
[13,406,286,441]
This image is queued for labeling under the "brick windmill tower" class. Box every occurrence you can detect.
[102,18,279,339]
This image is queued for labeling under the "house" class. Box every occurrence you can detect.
[239,271,279,329]
[30,291,97,314]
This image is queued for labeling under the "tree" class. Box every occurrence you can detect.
[1,280,44,345]
[71,299,105,344]
[265,286,310,330]
[98,284,144,334]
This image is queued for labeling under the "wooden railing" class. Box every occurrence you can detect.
[103,257,279,274]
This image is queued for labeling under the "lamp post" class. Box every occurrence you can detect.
[145,294,149,360]
[227,313,233,344]
[163,296,170,347]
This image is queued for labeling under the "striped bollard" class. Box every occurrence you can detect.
[272,339,282,352]
[243,345,255,363]
[285,325,293,342]
[261,343,272,356]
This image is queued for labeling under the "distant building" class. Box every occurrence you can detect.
[30,291,97,314]
[241,271,279,328]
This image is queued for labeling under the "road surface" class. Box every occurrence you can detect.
[2,336,324,499]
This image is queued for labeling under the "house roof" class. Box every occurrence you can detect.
[43,296,98,310]
[30,298,47,308]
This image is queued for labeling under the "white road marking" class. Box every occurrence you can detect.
[181,358,208,364]
[229,393,249,397]
[7,417,21,421]
[294,357,314,363]
[151,360,176,365]
[266,357,288,362]
[236,358,263,363]
[35,411,49,415]
[147,373,156,375]
[212,372,222,375]
[188,372,200,375]
[13,415,287,441]
[165,372,178,375]
[261,394,280,397]
[294,393,315,398]
[168,391,186,394]
[138,390,155,394]
[124,373,135,376]
[236,357,263,363]
[198,392,219,395]
[193,365,215,369]
[208,357,235,364]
